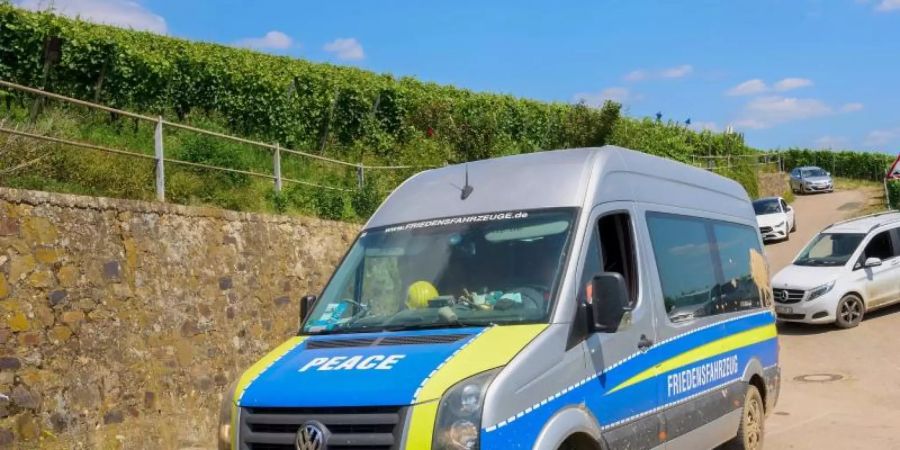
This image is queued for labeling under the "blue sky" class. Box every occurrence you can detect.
[15,0,900,152]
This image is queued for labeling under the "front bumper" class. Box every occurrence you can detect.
[773,288,841,324]
[801,182,833,193]
[759,224,788,241]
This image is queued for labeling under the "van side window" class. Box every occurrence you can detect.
[861,230,895,261]
[577,213,638,307]
[646,213,720,322]
[647,212,764,323]
[598,213,638,306]
[712,222,764,313]
[577,232,602,305]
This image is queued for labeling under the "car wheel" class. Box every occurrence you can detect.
[791,219,796,232]
[723,384,765,450]
[835,294,865,329]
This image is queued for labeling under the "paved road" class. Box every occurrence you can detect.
[763,189,900,450]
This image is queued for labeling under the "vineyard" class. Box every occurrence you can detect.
[0,3,893,219]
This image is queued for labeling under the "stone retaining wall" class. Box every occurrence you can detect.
[0,188,358,448]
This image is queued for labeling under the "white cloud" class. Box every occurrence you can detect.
[727,79,768,96]
[16,0,166,33]
[864,129,900,147]
[727,77,814,96]
[840,102,865,112]
[573,87,634,106]
[876,0,900,12]
[774,77,813,92]
[323,38,365,61]
[814,135,848,149]
[623,64,693,82]
[234,31,294,50]
[734,96,834,129]
[623,70,648,82]
[660,64,694,79]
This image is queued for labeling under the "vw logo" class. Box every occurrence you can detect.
[295,421,328,450]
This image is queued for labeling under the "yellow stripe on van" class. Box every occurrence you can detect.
[405,400,440,449]
[404,324,547,449]
[414,324,547,402]
[231,336,307,449]
[606,324,776,395]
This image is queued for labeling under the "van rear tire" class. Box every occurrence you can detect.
[723,384,764,450]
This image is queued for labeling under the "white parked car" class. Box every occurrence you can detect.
[753,196,796,242]
[772,211,900,328]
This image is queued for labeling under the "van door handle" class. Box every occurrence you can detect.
[637,335,653,351]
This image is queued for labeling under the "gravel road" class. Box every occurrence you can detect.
[763,189,900,450]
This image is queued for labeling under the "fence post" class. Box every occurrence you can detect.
[274,143,283,193]
[154,116,165,202]
[357,164,365,189]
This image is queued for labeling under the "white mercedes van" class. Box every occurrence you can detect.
[220,147,780,450]
[772,211,900,328]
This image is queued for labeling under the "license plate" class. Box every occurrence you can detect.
[775,306,792,314]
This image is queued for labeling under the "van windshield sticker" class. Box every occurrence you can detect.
[383,211,529,233]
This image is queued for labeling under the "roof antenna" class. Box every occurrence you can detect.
[460,164,474,200]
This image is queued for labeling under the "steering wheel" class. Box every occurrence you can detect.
[498,285,546,310]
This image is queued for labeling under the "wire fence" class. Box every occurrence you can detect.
[0,79,425,201]
[691,153,783,173]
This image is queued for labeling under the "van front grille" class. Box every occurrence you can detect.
[239,406,405,450]
[773,288,805,304]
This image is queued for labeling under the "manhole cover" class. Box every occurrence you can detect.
[794,373,844,383]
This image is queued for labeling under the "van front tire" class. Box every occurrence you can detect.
[724,384,764,450]
[835,294,864,329]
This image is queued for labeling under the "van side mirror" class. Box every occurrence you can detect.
[864,257,882,268]
[589,272,630,333]
[300,294,317,323]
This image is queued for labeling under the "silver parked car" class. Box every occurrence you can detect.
[789,166,834,194]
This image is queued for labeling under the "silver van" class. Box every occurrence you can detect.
[219,146,780,450]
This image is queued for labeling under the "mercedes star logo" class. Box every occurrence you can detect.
[295,421,328,450]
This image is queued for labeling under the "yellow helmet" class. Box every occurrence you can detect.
[406,281,438,309]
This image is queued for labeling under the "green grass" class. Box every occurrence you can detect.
[0,103,384,220]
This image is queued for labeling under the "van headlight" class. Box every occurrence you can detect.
[218,380,239,450]
[433,369,500,450]
[807,281,835,301]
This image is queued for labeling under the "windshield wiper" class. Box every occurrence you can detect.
[378,321,491,332]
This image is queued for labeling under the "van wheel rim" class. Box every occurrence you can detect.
[840,298,862,323]
[746,396,763,448]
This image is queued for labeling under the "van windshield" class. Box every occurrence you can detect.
[794,232,865,266]
[302,209,576,335]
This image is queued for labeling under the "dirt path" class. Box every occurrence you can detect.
[763,189,900,450]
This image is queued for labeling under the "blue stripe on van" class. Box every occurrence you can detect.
[239,328,482,408]
[481,311,777,449]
